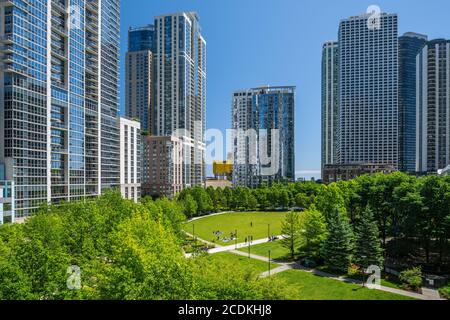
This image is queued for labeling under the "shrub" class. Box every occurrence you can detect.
[439,284,450,300]
[399,267,423,291]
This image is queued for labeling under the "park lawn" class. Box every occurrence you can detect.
[275,270,415,300]
[207,252,280,273]
[317,266,403,290]
[185,212,288,245]
[237,240,295,262]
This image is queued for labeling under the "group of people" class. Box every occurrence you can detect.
[212,231,237,243]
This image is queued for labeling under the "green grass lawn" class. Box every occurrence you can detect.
[185,212,288,245]
[237,240,294,262]
[207,252,280,273]
[317,266,403,290]
[276,270,415,300]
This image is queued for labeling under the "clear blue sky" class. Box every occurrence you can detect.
[120,0,450,179]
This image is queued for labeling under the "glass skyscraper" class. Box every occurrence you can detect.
[416,39,450,173]
[126,25,155,133]
[232,86,296,188]
[398,32,428,173]
[338,13,399,168]
[154,12,206,187]
[0,0,121,219]
[321,41,339,176]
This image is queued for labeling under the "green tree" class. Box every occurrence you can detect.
[182,194,198,218]
[321,207,354,273]
[298,205,327,259]
[315,183,346,222]
[281,212,301,260]
[353,206,384,269]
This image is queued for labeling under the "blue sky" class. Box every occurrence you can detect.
[120,0,450,179]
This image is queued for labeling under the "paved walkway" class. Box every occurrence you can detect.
[187,211,236,223]
[184,231,445,301]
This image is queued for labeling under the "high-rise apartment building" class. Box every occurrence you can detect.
[232,86,296,188]
[119,117,141,202]
[416,39,450,173]
[154,12,206,187]
[141,135,183,198]
[0,0,121,218]
[338,13,399,168]
[399,32,428,172]
[125,26,155,133]
[321,41,339,175]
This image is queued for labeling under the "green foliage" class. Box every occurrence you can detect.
[315,184,347,221]
[321,207,354,273]
[353,206,384,269]
[298,205,327,259]
[281,212,302,260]
[399,267,423,290]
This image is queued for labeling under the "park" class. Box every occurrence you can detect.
[183,211,439,300]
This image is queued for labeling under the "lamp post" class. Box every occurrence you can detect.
[268,250,271,276]
[268,224,271,241]
[235,229,238,250]
[192,224,196,247]
[248,235,251,258]
[361,256,367,287]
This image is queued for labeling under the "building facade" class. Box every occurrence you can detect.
[125,26,155,133]
[154,12,206,188]
[323,163,396,184]
[119,117,141,202]
[416,39,450,173]
[0,163,14,224]
[232,86,296,188]
[399,32,428,172]
[141,135,183,198]
[0,0,121,218]
[321,41,339,176]
[338,13,399,169]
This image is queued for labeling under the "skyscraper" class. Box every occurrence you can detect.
[399,32,428,173]
[321,41,339,175]
[416,39,450,173]
[125,25,155,133]
[154,12,206,187]
[338,13,399,168]
[0,0,121,219]
[232,86,296,188]
[119,117,141,202]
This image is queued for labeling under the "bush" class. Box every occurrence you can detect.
[439,284,450,300]
[399,267,423,291]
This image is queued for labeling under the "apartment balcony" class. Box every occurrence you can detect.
[86,0,99,13]
[0,44,13,53]
[3,64,27,76]
[0,35,13,44]
[51,0,66,13]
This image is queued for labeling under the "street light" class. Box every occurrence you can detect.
[361,256,367,287]
[235,229,238,250]
[268,250,271,276]
[248,235,251,258]
[268,224,271,240]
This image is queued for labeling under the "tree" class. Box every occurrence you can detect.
[353,206,384,269]
[315,184,346,222]
[191,186,213,214]
[295,193,313,210]
[298,206,327,259]
[321,207,354,273]
[182,194,198,218]
[281,212,301,260]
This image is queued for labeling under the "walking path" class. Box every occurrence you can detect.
[184,231,445,300]
[187,211,236,223]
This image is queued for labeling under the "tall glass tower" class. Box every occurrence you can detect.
[321,41,339,175]
[416,39,450,173]
[0,0,121,219]
[338,13,399,168]
[154,12,206,187]
[125,25,155,133]
[232,86,296,188]
[399,32,427,173]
